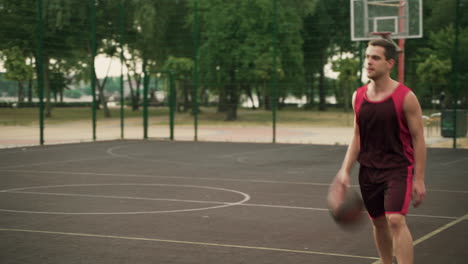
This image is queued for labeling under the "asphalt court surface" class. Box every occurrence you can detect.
[0,140,467,264]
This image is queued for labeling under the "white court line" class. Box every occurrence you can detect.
[218,144,313,158]
[441,156,468,166]
[0,189,461,220]
[1,169,467,194]
[370,213,468,264]
[0,228,379,260]
[0,183,250,215]
[106,144,341,168]
[0,169,331,186]
[7,190,236,205]
[106,145,230,167]
[4,189,329,212]
[1,156,115,169]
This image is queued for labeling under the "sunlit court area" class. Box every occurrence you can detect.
[0,0,467,263]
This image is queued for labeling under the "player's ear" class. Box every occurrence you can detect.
[387,58,396,69]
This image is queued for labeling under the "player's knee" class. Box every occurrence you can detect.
[371,215,388,229]
[386,214,406,230]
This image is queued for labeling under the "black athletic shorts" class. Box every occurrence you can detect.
[359,165,414,219]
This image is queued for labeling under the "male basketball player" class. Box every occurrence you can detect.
[335,39,426,264]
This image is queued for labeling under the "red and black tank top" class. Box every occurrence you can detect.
[354,83,414,169]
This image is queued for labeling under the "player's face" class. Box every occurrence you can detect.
[365,45,394,80]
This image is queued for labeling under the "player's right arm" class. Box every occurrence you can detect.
[336,91,360,186]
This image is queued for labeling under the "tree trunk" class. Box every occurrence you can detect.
[96,77,111,117]
[44,57,52,118]
[263,82,271,111]
[17,81,24,103]
[217,85,228,113]
[176,80,183,113]
[225,71,238,121]
[305,74,314,109]
[244,85,256,109]
[28,78,33,102]
[131,73,141,111]
[278,96,286,110]
[256,86,264,109]
[225,83,238,121]
[318,53,326,111]
[126,72,136,110]
[183,80,190,112]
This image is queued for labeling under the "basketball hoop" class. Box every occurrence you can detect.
[350,0,422,41]
[351,0,423,83]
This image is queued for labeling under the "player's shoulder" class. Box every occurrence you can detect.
[356,84,368,92]
[401,87,421,113]
[354,84,368,97]
[352,84,368,109]
[396,83,413,95]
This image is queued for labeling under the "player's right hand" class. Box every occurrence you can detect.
[335,169,351,187]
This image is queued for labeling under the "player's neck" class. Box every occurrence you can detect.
[369,77,398,94]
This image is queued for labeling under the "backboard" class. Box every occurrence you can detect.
[351,0,422,41]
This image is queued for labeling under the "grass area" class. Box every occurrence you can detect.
[0,106,355,127]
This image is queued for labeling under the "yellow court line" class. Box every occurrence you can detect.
[413,213,468,246]
[0,228,378,261]
[370,213,468,264]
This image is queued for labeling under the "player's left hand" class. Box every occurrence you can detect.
[412,178,426,207]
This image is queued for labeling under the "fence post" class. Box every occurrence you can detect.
[169,71,176,140]
[452,0,461,149]
[119,0,125,139]
[271,0,279,143]
[193,0,199,141]
[36,0,45,145]
[90,0,97,141]
[143,60,149,139]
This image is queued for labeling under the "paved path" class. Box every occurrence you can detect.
[0,119,464,149]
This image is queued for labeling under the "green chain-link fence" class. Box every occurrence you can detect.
[0,0,466,148]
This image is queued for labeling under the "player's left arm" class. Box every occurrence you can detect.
[404,91,426,207]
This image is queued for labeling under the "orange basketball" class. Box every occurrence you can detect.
[327,179,365,229]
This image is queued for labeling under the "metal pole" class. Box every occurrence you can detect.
[398,0,405,83]
[90,0,97,141]
[119,1,125,139]
[271,0,278,143]
[143,60,149,139]
[193,0,199,141]
[36,0,44,145]
[452,0,461,148]
[169,71,175,140]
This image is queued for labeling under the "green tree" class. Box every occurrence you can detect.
[332,56,360,114]
[162,56,194,112]
[194,0,314,120]
[302,0,354,111]
[414,26,468,107]
[0,46,34,103]
[416,54,451,109]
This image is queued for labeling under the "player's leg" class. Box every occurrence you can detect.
[372,216,394,264]
[386,214,413,264]
[384,166,415,264]
[359,166,393,264]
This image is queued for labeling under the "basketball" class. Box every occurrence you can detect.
[327,179,365,229]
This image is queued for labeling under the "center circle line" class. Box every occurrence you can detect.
[0,183,251,215]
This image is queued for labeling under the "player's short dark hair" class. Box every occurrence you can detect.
[368,39,398,62]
